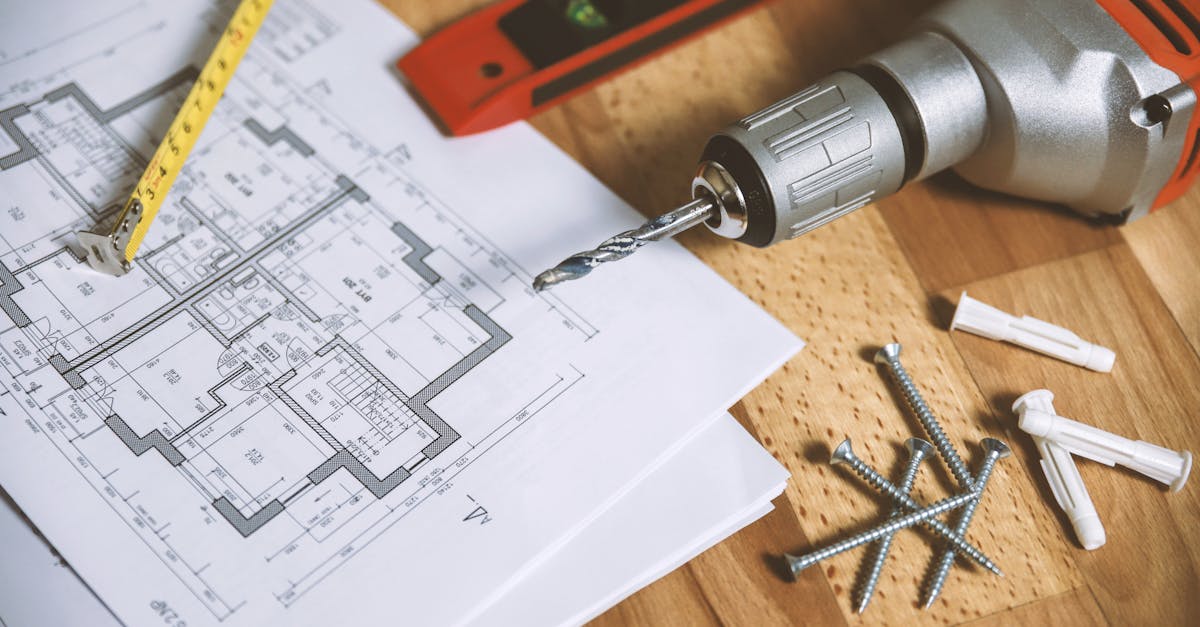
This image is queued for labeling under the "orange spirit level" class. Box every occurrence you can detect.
[398,0,766,136]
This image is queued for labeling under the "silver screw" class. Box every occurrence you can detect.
[855,438,935,614]
[785,489,979,576]
[875,344,975,491]
[831,439,1003,576]
[922,438,1011,609]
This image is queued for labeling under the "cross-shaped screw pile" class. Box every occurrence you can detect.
[783,343,1010,612]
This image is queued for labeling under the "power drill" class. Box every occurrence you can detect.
[534,0,1200,289]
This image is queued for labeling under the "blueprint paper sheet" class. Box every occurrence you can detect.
[0,1,801,625]
[482,416,787,626]
[0,413,782,627]
[0,488,121,627]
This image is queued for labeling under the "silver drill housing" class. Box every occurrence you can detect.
[693,0,1190,248]
[534,0,1193,288]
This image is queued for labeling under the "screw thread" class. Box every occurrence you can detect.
[855,451,926,613]
[846,456,910,504]
[922,452,1003,608]
[840,451,1002,576]
[787,491,977,576]
[880,354,975,490]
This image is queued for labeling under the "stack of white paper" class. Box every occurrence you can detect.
[2,412,788,626]
[0,1,800,625]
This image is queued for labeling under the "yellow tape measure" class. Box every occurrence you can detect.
[78,0,274,276]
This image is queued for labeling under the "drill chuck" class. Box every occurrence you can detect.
[693,0,1196,248]
[535,0,1200,289]
[693,70,910,247]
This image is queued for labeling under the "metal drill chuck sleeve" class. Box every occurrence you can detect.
[697,71,909,248]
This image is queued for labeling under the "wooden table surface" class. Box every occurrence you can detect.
[386,1,1200,624]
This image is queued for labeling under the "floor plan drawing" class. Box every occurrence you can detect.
[0,2,800,625]
[0,1,597,619]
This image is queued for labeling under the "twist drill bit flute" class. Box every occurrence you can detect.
[533,0,1200,290]
[533,198,715,291]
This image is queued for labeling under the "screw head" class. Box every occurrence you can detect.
[905,437,935,460]
[830,439,855,466]
[784,553,809,578]
[874,343,902,365]
[981,438,1012,459]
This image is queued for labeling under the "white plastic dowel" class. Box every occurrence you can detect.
[1035,437,1106,550]
[1013,390,1106,549]
[1014,389,1192,492]
[951,292,1115,372]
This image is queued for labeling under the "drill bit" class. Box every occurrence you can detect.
[533,197,717,291]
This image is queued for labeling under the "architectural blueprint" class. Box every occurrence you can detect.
[0,1,801,625]
[1,413,786,627]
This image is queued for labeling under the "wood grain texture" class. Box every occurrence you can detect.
[380,1,1198,624]
[962,587,1107,627]
[1123,202,1200,351]
[878,177,1123,294]
[943,243,1200,626]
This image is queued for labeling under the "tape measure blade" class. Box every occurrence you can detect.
[77,0,274,276]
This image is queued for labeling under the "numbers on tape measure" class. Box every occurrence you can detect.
[77,0,273,276]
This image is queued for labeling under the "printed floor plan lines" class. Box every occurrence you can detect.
[0,3,597,620]
[0,2,809,626]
